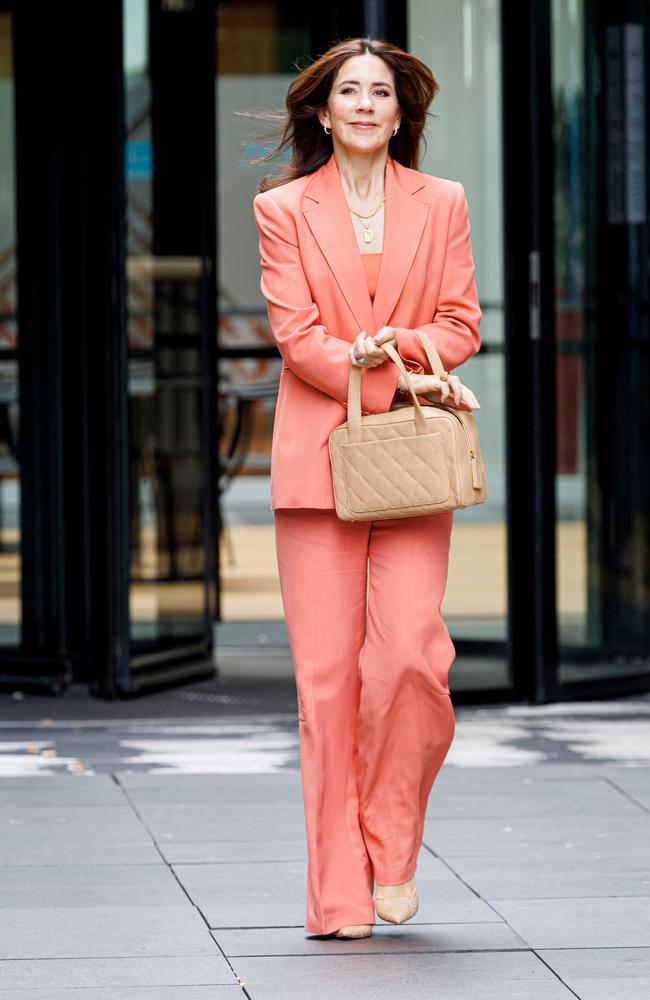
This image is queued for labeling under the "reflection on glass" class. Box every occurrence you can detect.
[124,0,209,645]
[216,1,299,621]
[219,356,279,619]
[0,12,20,646]
[217,1,509,687]
[552,0,650,685]
[409,0,508,656]
[552,0,589,650]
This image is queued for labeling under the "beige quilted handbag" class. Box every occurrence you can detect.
[328,331,487,521]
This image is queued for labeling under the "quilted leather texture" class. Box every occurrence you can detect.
[328,331,488,522]
[341,431,450,512]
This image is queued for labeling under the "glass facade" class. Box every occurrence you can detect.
[408,0,507,691]
[124,1,216,655]
[0,0,647,700]
[0,10,19,649]
[217,0,510,692]
[216,3,297,623]
[552,0,650,687]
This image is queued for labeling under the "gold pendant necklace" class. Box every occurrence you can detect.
[348,198,384,246]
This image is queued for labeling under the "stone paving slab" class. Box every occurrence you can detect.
[2,803,150,831]
[1,707,649,998]
[434,762,614,783]
[211,921,529,956]
[444,849,650,898]
[553,982,650,1000]
[538,945,650,977]
[133,801,306,843]
[116,771,302,803]
[0,774,126,805]
[0,906,218,960]
[0,990,240,1000]
[422,813,650,857]
[0,805,158,866]
[598,766,650,809]
[537,947,650,1000]
[488,896,650,948]
[173,852,504,929]
[228,951,576,1000]
[427,777,644,819]
[0,864,186,908]
[0,956,234,989]
[158,837,307,864]
[0,838,160,866]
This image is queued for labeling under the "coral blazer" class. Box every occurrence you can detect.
[252,152,481,510]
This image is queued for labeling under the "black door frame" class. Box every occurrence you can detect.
[501,0,560,702]
[0,0,217,697]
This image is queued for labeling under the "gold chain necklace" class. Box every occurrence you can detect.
[348,197,385,245]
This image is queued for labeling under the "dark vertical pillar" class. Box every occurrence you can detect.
[148,0,218,654]
[12,1,130,696]
[12,5,70,692]
[501,0,559,701]
[79,3,131,696]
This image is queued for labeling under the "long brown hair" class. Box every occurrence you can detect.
[236,37,440,193]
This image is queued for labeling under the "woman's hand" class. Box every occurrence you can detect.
[348,327,397,368]
[397,372,480,410]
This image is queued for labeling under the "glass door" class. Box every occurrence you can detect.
[552,0,650,691]
[124,0,217,683]
[0,6,20,654]
[408,0,509,693]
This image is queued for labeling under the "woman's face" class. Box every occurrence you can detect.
[319,52,401,154]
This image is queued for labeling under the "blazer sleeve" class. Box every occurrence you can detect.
[392,181,481,374]
[253,191,402,415]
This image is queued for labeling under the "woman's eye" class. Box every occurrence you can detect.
[340,88,390,97]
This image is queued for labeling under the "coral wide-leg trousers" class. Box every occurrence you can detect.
[274,506,457,935]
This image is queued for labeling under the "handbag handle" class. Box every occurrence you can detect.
[346,330,446,444]
[413,330,445,374]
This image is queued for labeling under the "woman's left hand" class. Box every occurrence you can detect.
[348,327,397,368]
[397,372,480,410]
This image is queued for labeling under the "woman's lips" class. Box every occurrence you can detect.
[350,123,378,129]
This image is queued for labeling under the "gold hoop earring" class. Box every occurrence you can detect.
[323,124,332,135]
[392,126,399,137]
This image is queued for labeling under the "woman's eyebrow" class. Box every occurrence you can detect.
[338,79,393,87]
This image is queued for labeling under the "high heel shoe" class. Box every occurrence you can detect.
[333,924,373,938]
[374,876,419,924]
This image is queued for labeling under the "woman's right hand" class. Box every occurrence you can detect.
[397,372,480,410]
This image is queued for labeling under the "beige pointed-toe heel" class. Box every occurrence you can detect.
[374,876,419,925]
[333,924,373,938]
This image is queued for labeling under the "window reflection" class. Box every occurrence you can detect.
[0,11,20,646]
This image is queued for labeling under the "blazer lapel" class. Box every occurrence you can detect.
[302,153,430,336]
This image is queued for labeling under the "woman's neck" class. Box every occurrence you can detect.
[334,146,388,206]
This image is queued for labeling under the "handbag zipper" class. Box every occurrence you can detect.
[430,404,483,490]
[391,399,483,491]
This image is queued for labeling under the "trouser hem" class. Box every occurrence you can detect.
[305,912,377,936]
[372,863,417,885]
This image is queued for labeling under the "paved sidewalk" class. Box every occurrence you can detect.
[0,695,649,999]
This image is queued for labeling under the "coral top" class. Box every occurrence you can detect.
[361,252,382,300]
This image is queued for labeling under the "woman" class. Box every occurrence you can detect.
[251,37,481,939]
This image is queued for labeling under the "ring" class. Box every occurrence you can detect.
[356,356,368,366]
[438,370,449,381]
